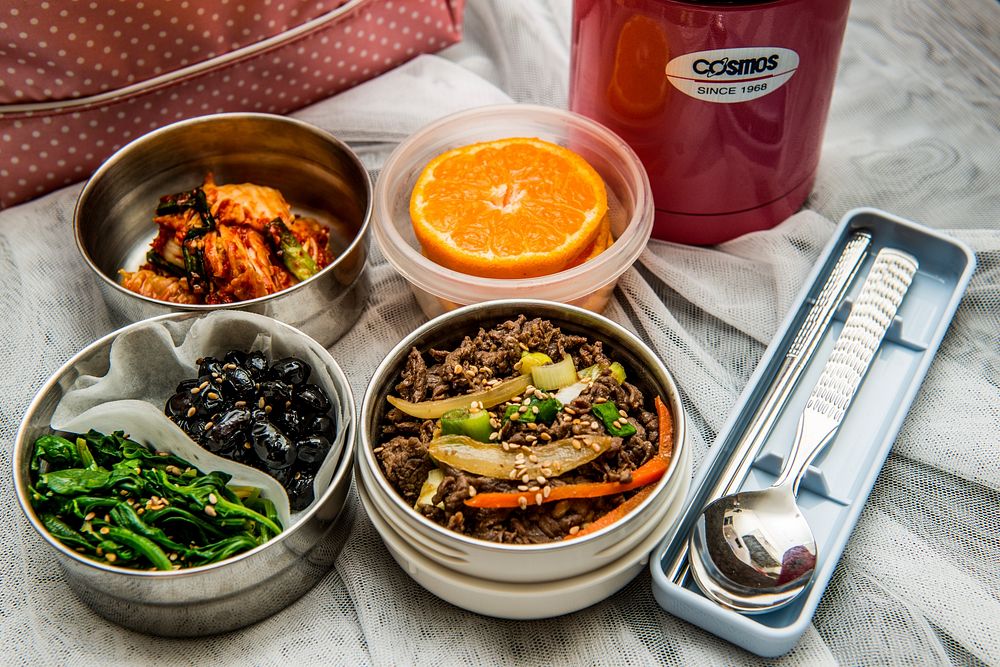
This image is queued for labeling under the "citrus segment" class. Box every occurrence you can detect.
[564,215,613,269]
[410,137,608,279]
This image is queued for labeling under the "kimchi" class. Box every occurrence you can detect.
[119,175,333,304]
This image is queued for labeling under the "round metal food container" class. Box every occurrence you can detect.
[74,113,371,347]
[358,299,687,584]
[13,311,356,637]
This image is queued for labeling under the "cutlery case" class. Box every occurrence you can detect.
[649,207,976,657]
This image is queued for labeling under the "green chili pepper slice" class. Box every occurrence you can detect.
[591,401,637,437]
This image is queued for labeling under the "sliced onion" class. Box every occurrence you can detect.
[414,468,444,509]
[553,381,587,405]
[428,434,614,480]
[387,373,531,419]
[530,354,578,391]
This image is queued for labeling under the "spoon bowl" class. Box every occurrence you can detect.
[688,486,818,613]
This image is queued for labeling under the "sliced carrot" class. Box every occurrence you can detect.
[654,395,674,461]
[568,484,656,539]
[463,454,667,509]
[565,396,675,539]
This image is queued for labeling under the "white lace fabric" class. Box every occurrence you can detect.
[1,1,997,664]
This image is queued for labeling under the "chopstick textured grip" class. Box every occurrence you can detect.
[787,232,871,359]
[806,249,919,423]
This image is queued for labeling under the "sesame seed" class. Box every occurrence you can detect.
[509,469,519,480]
[536,475,547,484]
[204,421,214,430]
[525,435,537,443]
[522,474,531,484]
[501,441,510,450]
[509,412,520,421]
[453,364,463,374]
[373,446,384,454]
[515,453,525,462]
[99,527,110,535]
[199,381,210,390]
[204,505,217,517]
[564,407,576,415]
[489,432,500,441]
[569,526,580,535]
[529,485,540,492]
[518,496,528,509]
[169,553,178,561]
[533,389,545,399]
[244,442,251,449]
[264,404,273,414]
[519,342,528,350]
[591,442,602,452]
[190,387,201,395]
[612,419,622,429]
[531,406,540,415]
[468,365,479,375]
[105,553,117,562]
[543,485,551,498]
[258,397,265,408]
[619,409,628,418]
[590,422,600,430]
[84,512,96,521]
[535,493,543,506]
[223,363,237,370]
[522,398,531,406]
[539,432,552,441]
[467,486,477,497]
[518,485,529,491]
[595,397,607,403]
[528,454,539,463]
[571,439,582,450]
[186,406,197,418]
[234,400,246,408]
[208,493,218,504]
[541,468,553,477]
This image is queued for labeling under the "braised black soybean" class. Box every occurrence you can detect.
[165,351,336,509]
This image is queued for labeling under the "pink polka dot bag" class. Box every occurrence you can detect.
[0,0,465,208]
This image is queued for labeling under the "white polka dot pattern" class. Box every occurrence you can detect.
[0,0,465,209]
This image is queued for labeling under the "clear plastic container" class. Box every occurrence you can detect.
[373,104,654,317]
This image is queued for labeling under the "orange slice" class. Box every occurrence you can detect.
[409,137,608,279]
[564,215,612,269]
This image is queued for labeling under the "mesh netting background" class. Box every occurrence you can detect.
[1,0,997,664]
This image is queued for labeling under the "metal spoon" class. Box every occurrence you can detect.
[688,248,919,614]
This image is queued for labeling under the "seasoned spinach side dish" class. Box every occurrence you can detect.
[377,316,674,544]
[28,429,283,571]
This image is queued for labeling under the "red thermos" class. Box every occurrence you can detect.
[569,0,851,244]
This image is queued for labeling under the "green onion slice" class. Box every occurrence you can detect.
[530,354,578,391]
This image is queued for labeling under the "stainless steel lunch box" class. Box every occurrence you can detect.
[74,113,371,346]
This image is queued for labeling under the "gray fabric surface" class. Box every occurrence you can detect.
[1,0,997,664]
